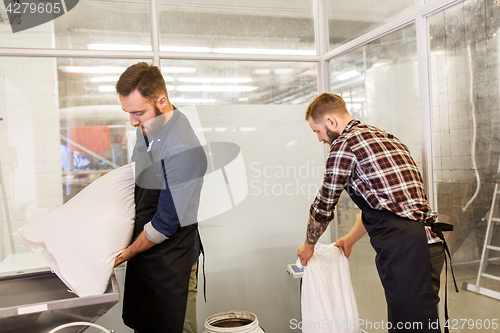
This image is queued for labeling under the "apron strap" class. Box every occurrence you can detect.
[196,230,207,303]
[197,231,207,303]
[426,222,459,333]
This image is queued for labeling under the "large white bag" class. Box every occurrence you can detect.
[299,242,360,333]
[15,163,135,297]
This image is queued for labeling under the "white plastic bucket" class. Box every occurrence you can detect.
[204,311,264,333]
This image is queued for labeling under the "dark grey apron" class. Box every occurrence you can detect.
[347,185,440,332]
[122,130,196,333]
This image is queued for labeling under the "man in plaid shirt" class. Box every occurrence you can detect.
[297,93,444,332]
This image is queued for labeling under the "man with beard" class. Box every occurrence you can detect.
[297,93,445,332]
[114,62,206,333]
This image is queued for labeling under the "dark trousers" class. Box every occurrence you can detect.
[429,242,445,304]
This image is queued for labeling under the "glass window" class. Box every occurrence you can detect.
[0,57,148,271]
[56,58,152,203]
[55,0,151,50]
[0,0,151,50]
[158,0,315,55]
[0,56,63,272]
[428,0,500,315]
[327,0,415,49]
[328,24,421,329]
[191,103,328,332]
[0,55,321,332]
[160,59,318,105]
[329,24,421,162]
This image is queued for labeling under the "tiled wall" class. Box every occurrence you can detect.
[429,0,500,262]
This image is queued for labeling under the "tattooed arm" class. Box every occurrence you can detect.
[297,141,356,266]
[305,216,330,245]
[297,216,330,266]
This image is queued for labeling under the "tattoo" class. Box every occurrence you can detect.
[306,220,329,245]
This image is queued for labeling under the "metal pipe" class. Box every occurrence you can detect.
[48,321,112,333]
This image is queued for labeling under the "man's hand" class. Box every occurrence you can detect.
[334,236,354,258]
[334,212,366,258]
[113,230,157,268]
[114,249,130,267]
[297,242,315,266]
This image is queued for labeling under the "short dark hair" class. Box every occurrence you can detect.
[305,93,349,122]
[115,62,168,101]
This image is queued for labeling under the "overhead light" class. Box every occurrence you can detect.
[337,70,360,81]
[252,68,302,75]
[285,140,298,148]
[213,48,315,56]
[160,46,211,53]
[98,84,174,93]
[215,127,227,132]
[91,76,120,83]
[346,103,362,109]
[161,67,197,74]
[177,86,258,92]
[91,76,174,83]
[88,43,152,51]
[196,127,212,132]
[238,97,249,102]
[275,69,294,75]
[59,66,127,74]
[178,77,252,83]
[344,91,358,96]
[99,86,116,92]
[343,97,366,102]
[240,127,256,132]
[253,69,270,75]
[169,98,216,104]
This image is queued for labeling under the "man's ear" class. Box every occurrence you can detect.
[157,96,167,110]
[325,116,338,129]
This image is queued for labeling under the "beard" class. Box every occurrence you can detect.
[141,105,166,135]
[154,104,162,116]
[325,127,340,145]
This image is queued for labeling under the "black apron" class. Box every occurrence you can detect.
[347,186,440,332]
[123,136,196,333]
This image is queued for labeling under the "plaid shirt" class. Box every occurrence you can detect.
[310,120,440,243]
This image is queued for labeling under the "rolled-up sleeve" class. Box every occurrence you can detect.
[309,143,356,224]
[144,221,169,244]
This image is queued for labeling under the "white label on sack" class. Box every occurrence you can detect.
[17,304,48,315]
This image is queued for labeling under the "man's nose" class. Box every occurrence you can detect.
[129,114,139,127]
[317,133,323,142]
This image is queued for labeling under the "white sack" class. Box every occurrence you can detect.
[15,163,135,297]
[299,242,360,333]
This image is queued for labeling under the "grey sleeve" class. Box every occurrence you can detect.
[144,221,169,244]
